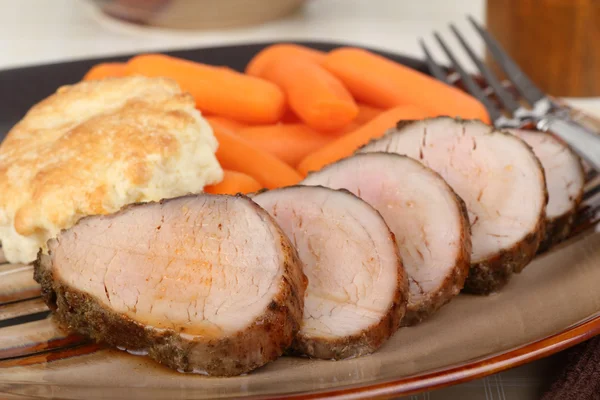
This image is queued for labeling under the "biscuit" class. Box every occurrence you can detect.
[0,76,223,263]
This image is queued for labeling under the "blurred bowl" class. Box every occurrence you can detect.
[87,0,306,30]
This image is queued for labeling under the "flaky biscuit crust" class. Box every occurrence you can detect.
[0,76,222,263]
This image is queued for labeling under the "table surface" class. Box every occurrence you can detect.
[0,1,596,398]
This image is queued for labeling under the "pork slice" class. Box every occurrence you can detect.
[301,153,471,325]
[33,193,306,376]
[509,129,585,252]
[253,186,407,359]
[360,117,547,294]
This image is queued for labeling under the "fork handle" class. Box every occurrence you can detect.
[536,116,600,171]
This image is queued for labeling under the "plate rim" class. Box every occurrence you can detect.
[274,310,600,399]
[1,40,599,399]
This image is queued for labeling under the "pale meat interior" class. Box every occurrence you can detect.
[361,119,546,263]
[49,195,284,337]
[254,186,399,339]
[302,154,464,312]
[510,129,584,219]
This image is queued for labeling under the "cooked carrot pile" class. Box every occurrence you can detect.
[245,44,326,77]
[83,63,128,81]
[239,123,333,167]
[82,44,491,190]
[128,54,285,124]
[297,105,436,176]
[249,52,358,132]
[322,47,491,123]
[205,170,262,195]
[210,120,303,189]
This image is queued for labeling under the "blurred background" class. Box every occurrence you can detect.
[2,0,598,97]
[0,0,484,71]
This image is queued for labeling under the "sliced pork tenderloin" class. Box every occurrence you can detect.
[253,186,407,359]
[360,117,547,294]
[301,153,471,325]
[509,129,585,252]
[34,193,307,376]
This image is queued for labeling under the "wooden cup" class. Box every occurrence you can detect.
[486,0,600,97]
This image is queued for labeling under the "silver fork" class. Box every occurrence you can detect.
[420,16,600,172]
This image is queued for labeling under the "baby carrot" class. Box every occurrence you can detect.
[325,122,362,138]
[127,54,285,124]
[281,109,302,123]
[297,105,435,175]
[238,124,333,166]
[205,116,249,132]
[355,104,383,124]
[205,170,262,195]
[83,62,128,81]
[211,120,303,189]
[323,47,491,123]
[258,57,359,132]
[245,44,326,77]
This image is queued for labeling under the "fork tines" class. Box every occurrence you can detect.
[448,23,520,114]
[420,16,553,126]
[465,16,546,105]
[429,31,503,122]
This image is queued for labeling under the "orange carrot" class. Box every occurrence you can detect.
[246,44,326,77]
[334,122,362,136]
[257,57,359,132]
[238,124,333,166]
[323,47,491,123]
[355,104,383,124]
[205,170,262,195]
[206,116,248,132]
[281,109,302,123]
[211,120,303,189]
[127,54,285,124]
[83,63,128,81]
[297,105,436,175]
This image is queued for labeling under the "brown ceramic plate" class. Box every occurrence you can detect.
[1,42,600,400]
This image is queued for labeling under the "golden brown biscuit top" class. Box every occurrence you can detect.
[0,76,222,263]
